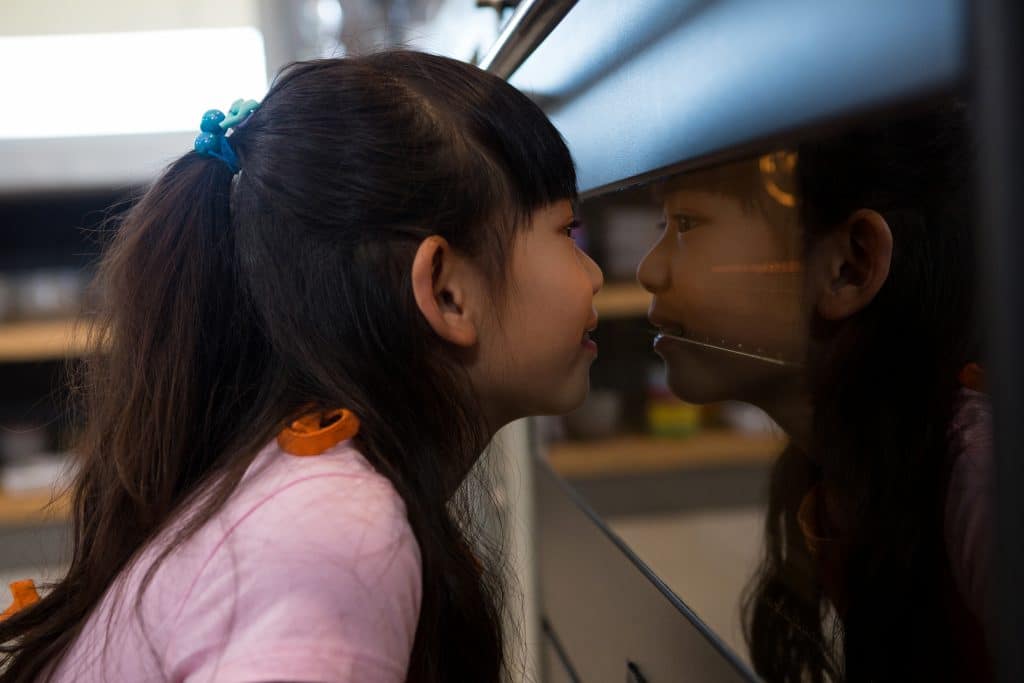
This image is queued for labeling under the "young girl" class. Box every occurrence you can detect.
[0,51,602,682]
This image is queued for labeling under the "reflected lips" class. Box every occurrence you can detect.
[653,329,683,351]
[649,312,684,350]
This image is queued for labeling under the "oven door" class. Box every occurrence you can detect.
[536,458,755,682]
[493,0,1014,680]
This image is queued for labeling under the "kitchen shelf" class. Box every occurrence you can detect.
[593,283,650,319]
[546,431,786,479]
[0,285,647,362]
[0,319,93,362]
[0,490,69,526]
[0,285,645,363]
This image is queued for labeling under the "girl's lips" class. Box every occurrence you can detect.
[581,330,598,354]
[581,313,599,354]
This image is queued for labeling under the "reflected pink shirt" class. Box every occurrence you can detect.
[945,387,995,636]
[48,439,422,682]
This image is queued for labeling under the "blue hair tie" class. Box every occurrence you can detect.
[193,99,260,173]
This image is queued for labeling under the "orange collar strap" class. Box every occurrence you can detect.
[277,408,360,457]
[1,579,40,621]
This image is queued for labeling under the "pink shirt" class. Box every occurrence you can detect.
[49,439,422,682]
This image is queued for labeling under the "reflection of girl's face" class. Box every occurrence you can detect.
[637,188,806,403]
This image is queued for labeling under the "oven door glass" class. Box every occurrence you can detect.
[537,96,992,681]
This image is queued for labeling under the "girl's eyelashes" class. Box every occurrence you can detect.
[564,218,581,238]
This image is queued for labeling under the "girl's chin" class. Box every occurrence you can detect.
[546,373,592,417]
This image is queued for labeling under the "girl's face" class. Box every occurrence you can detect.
[475,200,604,426]
[637,187,806,404]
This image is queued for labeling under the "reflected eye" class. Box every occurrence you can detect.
[674,214,699,234]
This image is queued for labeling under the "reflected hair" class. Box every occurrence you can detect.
[742,102,982,681]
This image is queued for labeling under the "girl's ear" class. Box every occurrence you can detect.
[813,209,894,321]
[411,235,479,347]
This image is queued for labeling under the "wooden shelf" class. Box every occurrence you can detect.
[546,431,786,479]
[0,287,647,362]
[0,490,69,526]
[0,319,92,362]
[593,283,650,319]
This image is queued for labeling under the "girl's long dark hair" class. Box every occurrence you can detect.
[0,51,576,683]
[742,103,982,681]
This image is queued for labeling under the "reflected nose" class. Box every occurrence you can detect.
[637,238,669,293]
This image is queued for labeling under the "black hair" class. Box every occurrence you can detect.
[742,101,985,681]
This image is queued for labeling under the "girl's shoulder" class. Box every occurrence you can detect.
[238,438,410,529]
[160,439,423,681]
[205,436,421,584]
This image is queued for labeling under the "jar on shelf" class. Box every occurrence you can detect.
[645,365,701,438]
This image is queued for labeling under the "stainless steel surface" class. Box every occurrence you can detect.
[973,1,1024,681]
[511,0,966,194]
[536,457,757,682]
[478,0,576,79]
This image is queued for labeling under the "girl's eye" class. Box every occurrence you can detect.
[564,219,581,238]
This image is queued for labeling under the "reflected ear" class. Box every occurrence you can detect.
[410,235,479,347]
[814,209,893,321]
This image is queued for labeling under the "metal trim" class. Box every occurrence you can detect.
[478,0,577,79]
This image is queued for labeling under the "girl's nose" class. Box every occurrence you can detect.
[582,248,604,294]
